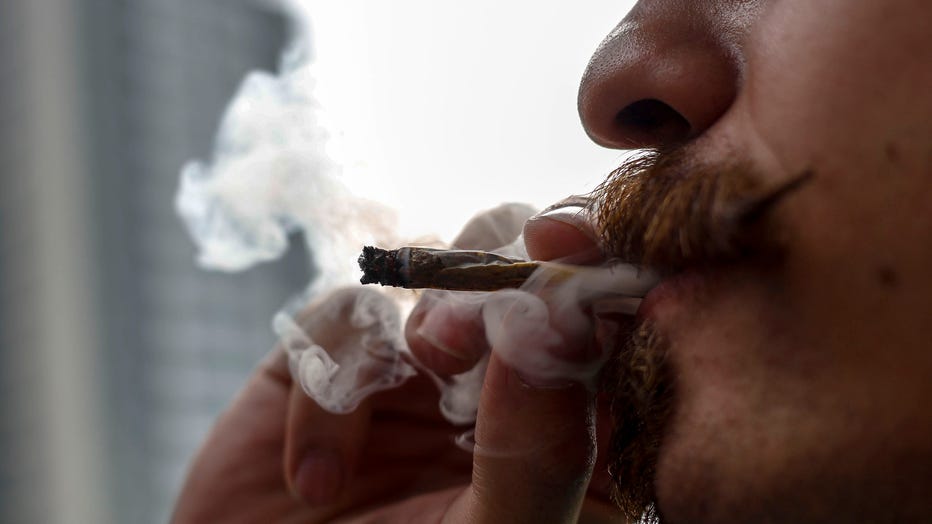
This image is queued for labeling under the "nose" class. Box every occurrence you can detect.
[578,1,746,149]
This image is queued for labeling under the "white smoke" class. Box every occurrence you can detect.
[174,0,648,422]
[274,288,416,414]
[176,1,396,291]
[176,0,414,413]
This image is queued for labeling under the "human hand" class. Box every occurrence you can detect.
[171,286,474,523]
[405,200,626,522]
[172,201,627,523]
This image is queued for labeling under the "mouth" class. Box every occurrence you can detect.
[591,147,813,519]
[594,157,813,327]
[635,269,707,325]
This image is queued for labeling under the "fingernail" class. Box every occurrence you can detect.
[538,195,592,215]
[293,448,344,506]
[513,369,575,390]
[416,325,473,361]
[538,205,589,225]
[530,205,598,243]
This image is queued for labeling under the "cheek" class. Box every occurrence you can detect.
[650,308,790,521]
[650,277,847,520]
[731,0,932,363]
[652,205,932,520]
[739,0,932,173]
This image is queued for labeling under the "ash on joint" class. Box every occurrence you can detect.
[359,246,406,287]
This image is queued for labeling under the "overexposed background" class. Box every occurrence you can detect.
[307,1,633,240]
[0,1,634,522]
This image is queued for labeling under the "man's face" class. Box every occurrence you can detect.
[579,1,932,522]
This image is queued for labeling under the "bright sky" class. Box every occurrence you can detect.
[309,1,637,242]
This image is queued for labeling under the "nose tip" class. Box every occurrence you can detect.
[578,13,741,150]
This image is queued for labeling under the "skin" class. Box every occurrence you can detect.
[579,1,932,521]
[174,1,932,522]
[172,206,624,524]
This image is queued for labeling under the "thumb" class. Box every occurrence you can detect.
[447,354,597,523]
[442,198,606,523]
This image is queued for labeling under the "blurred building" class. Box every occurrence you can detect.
[0,1,307,522]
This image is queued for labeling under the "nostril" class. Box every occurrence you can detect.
[615,99,691,147]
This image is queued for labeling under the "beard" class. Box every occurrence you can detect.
[600,322,674,522]
[591,146,810,522]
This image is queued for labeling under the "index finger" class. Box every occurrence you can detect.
[406,200,606,377]
[405,203,537,376]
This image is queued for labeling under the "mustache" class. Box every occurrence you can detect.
[592,148,812,520]
[589,147,812,274]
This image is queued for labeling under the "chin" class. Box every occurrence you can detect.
[648,325,932,524]
[650,405,793,524]
[643,278,791,523]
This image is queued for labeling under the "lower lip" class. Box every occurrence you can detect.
[636,270,708,324]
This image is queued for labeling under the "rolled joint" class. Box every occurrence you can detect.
[358,246,659,297]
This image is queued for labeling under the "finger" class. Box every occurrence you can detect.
[407,201,603,379]
[173,347,298,523]
[282,287,393,507]
[523,201,604,264]
[405,203,534,376]
[438,200,607,522]
[255,343,291,388]
[405,291,489,376]
[447,354,597,523]
[284,381,372,507]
